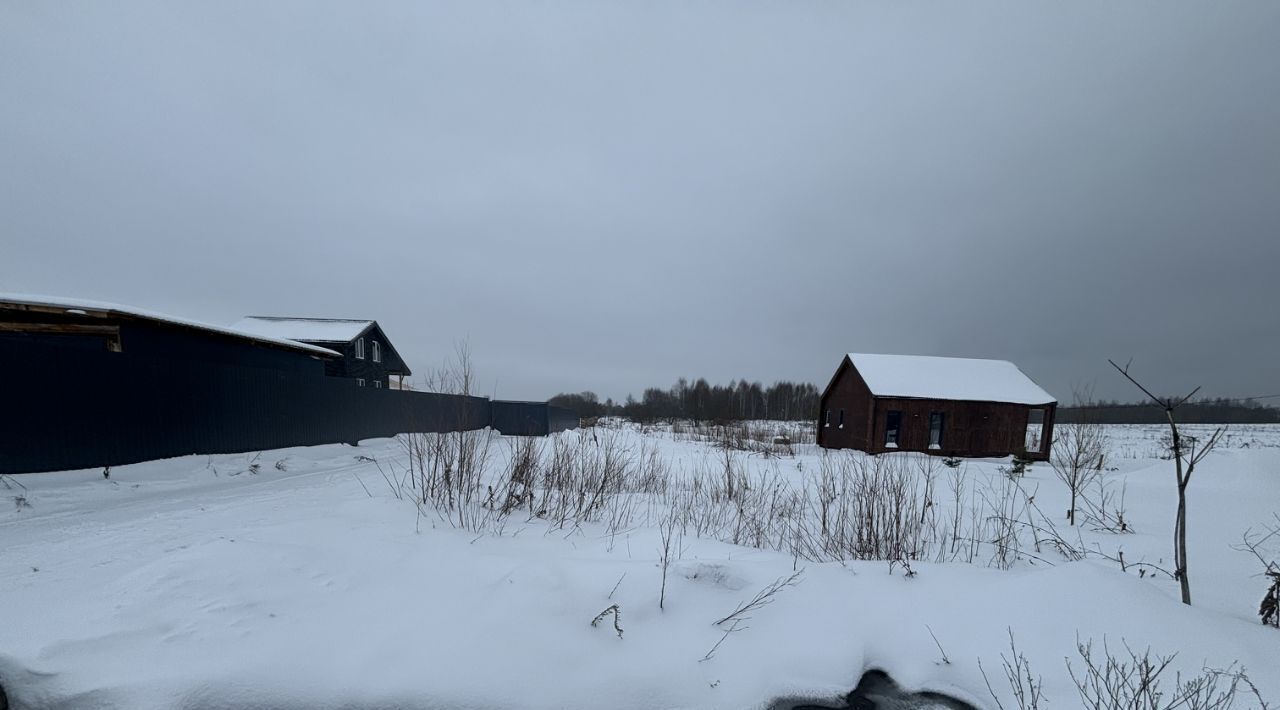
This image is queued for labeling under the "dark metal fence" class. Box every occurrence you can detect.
[0,340,577,474]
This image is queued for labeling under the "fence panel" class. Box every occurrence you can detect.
[0,341,572,474]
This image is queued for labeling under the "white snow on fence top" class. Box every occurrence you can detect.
[0,293,340,357]
[847,353,1056,405]
[231,316,374,343]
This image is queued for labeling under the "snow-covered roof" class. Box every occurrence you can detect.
[230,316,374,343]
[847,353,1056,405]
[0,293,339,357]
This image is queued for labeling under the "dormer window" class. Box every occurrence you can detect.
[355,337,365,360]
[372,340,381,363]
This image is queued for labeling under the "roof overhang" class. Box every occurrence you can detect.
[0,294,341,358]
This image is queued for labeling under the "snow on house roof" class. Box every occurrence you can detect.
[230,316,375,343]
[0,293,340,357]
[847,353,1056,405]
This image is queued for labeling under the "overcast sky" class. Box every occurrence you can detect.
[2,1,1277,403]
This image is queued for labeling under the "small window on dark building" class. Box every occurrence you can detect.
[824,409,831,427]
[885,410,902,447]
[372,340,382,363]
[357,378,366,387]
[374,380,382,389]
[1026,408,1046,453]
[838,409,845,428]
[929,412,945,449]
[355,337,365,360]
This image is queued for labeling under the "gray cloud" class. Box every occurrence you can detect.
[3,1,1277,402]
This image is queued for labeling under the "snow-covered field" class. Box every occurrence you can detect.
[2,423,1278,709]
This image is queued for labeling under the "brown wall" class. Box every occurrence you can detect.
[817,358,874,450]
[865,398,1055,460]
[817,357,1056,460]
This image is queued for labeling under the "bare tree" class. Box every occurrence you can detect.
[1110,359,1225,605]
[1051,387,1109,526]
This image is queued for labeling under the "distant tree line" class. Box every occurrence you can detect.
[1059,397,1280,424]
[549,378,821,423]
[549,386,1280,425]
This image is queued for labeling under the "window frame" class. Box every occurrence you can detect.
[372,340,382,363]
[928,411,945,450]
[355,337,365,360]
[1025,408,1046,453]
[884,410,902,448]
[357,378,366,387]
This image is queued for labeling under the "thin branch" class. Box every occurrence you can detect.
[1108,359,1169,408]
[608,572,626,600]
[925,624,951,665]
[712,569,803,627]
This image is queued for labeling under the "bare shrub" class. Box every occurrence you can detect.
[1233,516,1280,628]
[982,635,1271,710]
[495,436,540,515]
[400,342,495,532]
[980,631,1044,710]
[1069,638,1268,709]
[1052,389,1109,526]
[798,454,937,563]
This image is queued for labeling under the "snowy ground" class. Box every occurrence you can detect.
[2,423,1277,709]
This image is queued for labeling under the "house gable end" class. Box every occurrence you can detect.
[359,322,411,376]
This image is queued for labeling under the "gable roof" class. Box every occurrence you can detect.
[0,293,339,357]
[846,353,1056,405]
[230,317,375,344]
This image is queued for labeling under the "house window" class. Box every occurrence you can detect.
[357,378,366,387]
[929,412,945,449]
[884,411,902,447]
[838,409,845,428]
[372,340,382,363]
[374,380,382,389]
[824,409,831,427]
[355,337,365,360]
[1025,409,1046,453]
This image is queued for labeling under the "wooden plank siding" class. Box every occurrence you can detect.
[816,357,875,451]
[866,398,1055,461]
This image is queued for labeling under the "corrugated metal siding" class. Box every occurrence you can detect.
[489,402,581,437]
[1,333,577,474]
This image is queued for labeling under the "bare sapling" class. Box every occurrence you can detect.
[1110,359,1225,605]
[658,513,678,610]
[1050,387,1109,526]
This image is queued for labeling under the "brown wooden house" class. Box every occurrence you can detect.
[817,353,1057,460]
